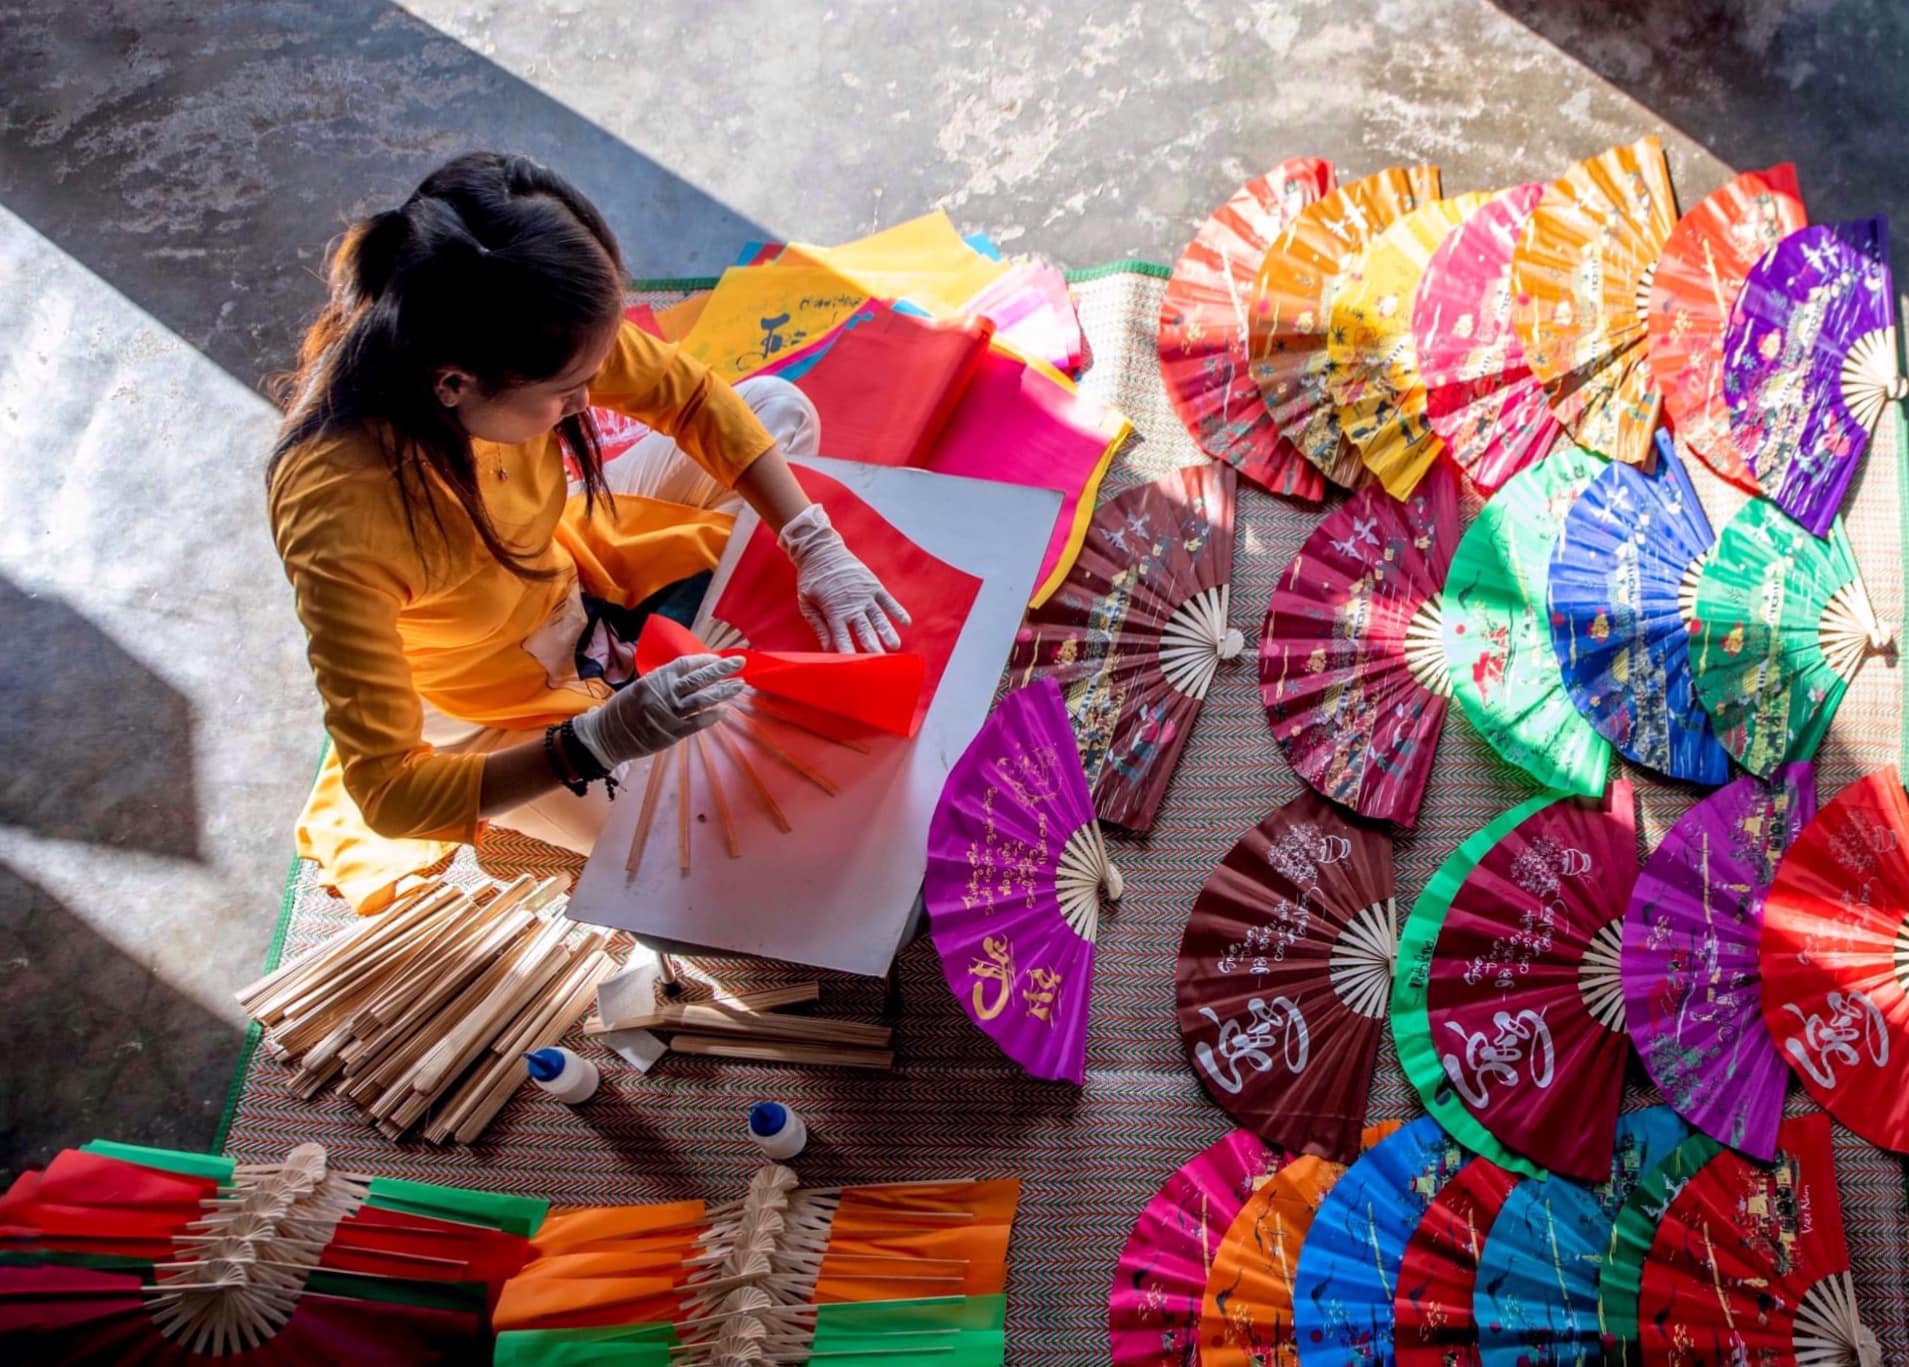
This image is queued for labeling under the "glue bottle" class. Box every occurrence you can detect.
[524,1047,599,1104]
[746,1101,808,1160]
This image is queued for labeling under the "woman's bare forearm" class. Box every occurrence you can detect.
[733,443,812,533]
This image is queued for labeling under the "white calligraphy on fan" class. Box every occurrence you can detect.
[1439,1007,1555,1108]
[1194,997,1310,1094]
[1781,991,1889,1088]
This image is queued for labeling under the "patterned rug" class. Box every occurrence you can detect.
[221,265,1909,1362]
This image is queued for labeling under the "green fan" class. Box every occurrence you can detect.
[1596,1131,1722,1355]
[1390,792,1555,1178]
[1442,445,1613,795]
[1689,500,1892,777]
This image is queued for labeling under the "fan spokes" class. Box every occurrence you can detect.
[1329,898,1398,1020]
[1840,325,1907,433]
[1795,1271,1882,1367]
[1057,821,1122,942]
[1404,594,1453,698]
[1894,912,1909,995]
[1578,918,1626,1032]
[1161,584,1242,699]
[702,618,751,651]
[1676,554,1706,625]
[1817,575,1894,682]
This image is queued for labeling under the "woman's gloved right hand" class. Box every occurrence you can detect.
[571,654,745,769]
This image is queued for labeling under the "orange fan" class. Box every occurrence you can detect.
[1248,165,1444,488]
[1512,136,1679,467]
[1194,1122,1403,1366]
[1645,164,1807,490]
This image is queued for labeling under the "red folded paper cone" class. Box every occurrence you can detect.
[635,614,926,739]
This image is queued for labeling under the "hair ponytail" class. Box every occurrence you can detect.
[269,152,626,581]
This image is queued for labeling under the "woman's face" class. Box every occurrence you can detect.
[434,318,620,445]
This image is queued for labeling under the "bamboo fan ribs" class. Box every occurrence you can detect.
[235,875,619,1146]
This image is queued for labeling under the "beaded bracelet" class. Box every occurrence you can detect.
[545,719,620,800]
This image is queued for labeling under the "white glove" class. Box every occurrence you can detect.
[778,503,912,653]
[571,654,745,769]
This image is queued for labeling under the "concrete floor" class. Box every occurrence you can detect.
[1,0,1904,1175]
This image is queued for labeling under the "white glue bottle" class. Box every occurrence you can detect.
[746,1101,809,1160]
[524,1047,599,1104]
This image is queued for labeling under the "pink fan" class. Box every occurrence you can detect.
[1411,181,1561,493]
[924,679,1122,1084]
[1108,1129,1286,1366]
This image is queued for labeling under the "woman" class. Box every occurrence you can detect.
[269,152,906,908]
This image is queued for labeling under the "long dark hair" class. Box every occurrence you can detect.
[269,152,625,579]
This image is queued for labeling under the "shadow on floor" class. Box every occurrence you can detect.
[0,862,243,1179]
[0,0,772,396]
[0,575,202,861]
[1486,0,1909,277]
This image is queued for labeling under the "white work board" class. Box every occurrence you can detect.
[566,456,1061,975]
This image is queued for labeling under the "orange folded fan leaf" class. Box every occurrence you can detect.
[635,614,926,740]
[1512,135,1679,467]
[1248,165,1444,489]
[1645,163,1807,490]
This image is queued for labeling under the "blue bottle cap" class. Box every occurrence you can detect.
[748,1102,788,1137]
[524,1048,567,1083]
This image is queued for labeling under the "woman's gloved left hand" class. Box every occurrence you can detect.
[778,503,912,653]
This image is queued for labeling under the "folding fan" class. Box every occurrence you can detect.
[1008,462,1239,832]
[1248,165,1444,488]
[924,679,1121,1084]
[1412,181,1562,493]
[1395,785,1639,1182]
[1326,191,1491,497]
[1160,157,1338,498]
[1622,765,1815,1160]
[1760,767,1909,1154]
[1473,1107,1690,1367]
[1605,1112,1881,1365]
[1724,217,1904,536]
[1689,499,1891,777]
[1512,136,1679,467]
[1193,1123,1403,1367]
[1175,790,1395,1161]
[1261,461,1459,827]
[1644,163,1807,490]
[1442,445,1612,795]
[1107,1130,1286,1367]
[1595,1128,1721,1356]
[1546,430,1729,784]
[1392,1154,1518,1367]
[1288,1115,1472,1365]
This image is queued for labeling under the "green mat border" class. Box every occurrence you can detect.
[212,265,1909,1163]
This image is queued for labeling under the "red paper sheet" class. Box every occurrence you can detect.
[709,466,981,736]
[635,615,926,738]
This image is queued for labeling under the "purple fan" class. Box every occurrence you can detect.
[1621,764,1817,1158]
[1723,219,1901,536]
[924,679,1122,1084]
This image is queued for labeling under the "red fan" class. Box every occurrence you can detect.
[1394,1156,1519,1367]
[1260,461,1458,827]
[1628,1112,1881,1364]
[1008,463,1240,832]
[1423,782,1639,1181]
[1175,789,1397,1161]
[1159,157,1337,499]
[1759,766,1909,1154]
[1645,164,1807,490]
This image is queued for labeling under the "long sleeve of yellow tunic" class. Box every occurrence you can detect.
[269,320,776,842]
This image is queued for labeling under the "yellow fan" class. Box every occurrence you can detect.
[1510,136,1678,467]
[1326,193,1491,497]
[1248,165,1443,488]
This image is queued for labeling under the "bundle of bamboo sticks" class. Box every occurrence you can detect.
[585,982,895,1071]
[236,874,619,1145]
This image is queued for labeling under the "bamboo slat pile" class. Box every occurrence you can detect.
[586,982,896,1071]
[235,875,619,1145]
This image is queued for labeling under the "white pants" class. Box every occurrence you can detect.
[429,376,820,857]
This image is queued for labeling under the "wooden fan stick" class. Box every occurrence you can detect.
[695,732,742,859]
[724,713,839,795]
[626,752,672,879]
[669,1034,894,1070]
[594,983,819,1029]
[736,693,874,754]
[711,725,792,832]
[678,740,694,874]
[584,1004,891,1048]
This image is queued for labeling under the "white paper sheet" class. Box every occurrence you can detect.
[565,457,1060,975]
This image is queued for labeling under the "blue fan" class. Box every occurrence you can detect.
[1547,431,1731,785]
[1473,1107,1690,1366]
[1292,1114,1472,1364]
